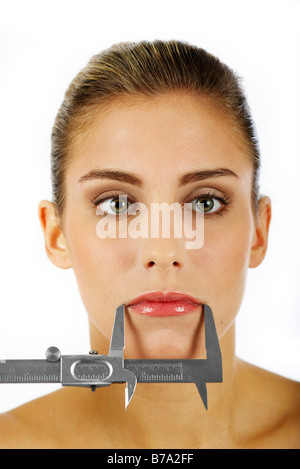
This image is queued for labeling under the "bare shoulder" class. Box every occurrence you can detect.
[0,389,70,449]
[236,359,300,448]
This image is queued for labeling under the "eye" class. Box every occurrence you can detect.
[95,194,136,216]
[191,195,222,214]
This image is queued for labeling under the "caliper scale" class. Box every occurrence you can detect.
[0,304,222,409]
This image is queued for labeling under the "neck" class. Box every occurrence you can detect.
[86,321,239,448]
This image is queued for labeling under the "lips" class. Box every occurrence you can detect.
[127,291,203,317]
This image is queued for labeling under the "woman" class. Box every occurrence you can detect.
[1,39,299,449]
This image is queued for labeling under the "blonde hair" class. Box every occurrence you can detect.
[51,39,260,224]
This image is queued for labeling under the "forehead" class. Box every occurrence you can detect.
[66,92,252,183]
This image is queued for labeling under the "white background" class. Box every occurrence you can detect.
[0,0,299,413]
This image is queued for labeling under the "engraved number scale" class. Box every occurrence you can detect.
[0,304,222,409]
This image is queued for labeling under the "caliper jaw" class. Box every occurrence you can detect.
[107,304,137,409]
[194,304,222,409]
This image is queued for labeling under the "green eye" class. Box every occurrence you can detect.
[97,196,129,215]
[193,196,222,213]
[110,196,128,214]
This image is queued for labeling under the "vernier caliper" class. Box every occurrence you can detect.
[0,304,222,409]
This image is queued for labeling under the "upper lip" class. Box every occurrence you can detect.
[127,290,202,306]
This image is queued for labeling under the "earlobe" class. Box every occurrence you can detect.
[38,200,72,269]
[249,196,272,268]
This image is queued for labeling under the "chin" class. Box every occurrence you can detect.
[124,329,203,360]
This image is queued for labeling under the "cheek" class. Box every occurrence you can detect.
[195,216,253,336]
[65,217,135,337]
[70,234,132,294]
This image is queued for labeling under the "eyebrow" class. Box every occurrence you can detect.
[77,167,238,186]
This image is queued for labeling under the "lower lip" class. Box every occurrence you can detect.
[128,301,201,316]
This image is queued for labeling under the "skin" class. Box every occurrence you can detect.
[1,92,299,449]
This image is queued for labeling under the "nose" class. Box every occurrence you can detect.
[139,236,187,272]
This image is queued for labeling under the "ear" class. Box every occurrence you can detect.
[249,196,272,268]
[38,200,72,269]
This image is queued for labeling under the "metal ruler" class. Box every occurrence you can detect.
[0,304,222,409]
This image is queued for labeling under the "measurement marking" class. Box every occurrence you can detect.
[0,373,60,383]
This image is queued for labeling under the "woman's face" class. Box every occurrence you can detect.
[55,92,268,359]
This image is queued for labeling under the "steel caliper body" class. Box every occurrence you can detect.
[0,304,222,409]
